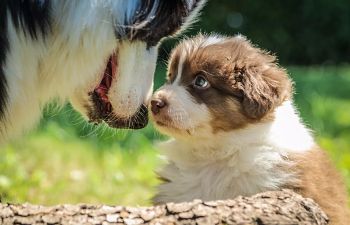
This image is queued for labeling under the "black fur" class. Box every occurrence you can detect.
[0,1,10,121]
[6,0,51,39]
[125,0,201,48]
[0,0,51,120]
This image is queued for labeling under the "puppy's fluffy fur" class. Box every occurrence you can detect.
[150,34,349,224]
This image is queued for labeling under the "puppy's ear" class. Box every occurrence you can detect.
[237,59,292,119]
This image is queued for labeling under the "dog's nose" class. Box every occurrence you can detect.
[151,99,166,115]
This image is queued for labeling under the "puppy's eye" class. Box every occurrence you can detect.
[193,75,210,89]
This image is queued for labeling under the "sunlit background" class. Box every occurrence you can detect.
[1,0,350,206]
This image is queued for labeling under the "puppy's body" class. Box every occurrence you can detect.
[150,34,349,224]
[0,0,205,142]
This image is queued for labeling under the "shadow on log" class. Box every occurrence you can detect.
[0,189,328,225]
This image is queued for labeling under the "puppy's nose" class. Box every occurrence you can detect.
[151,98,166,115]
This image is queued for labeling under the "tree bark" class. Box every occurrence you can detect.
[0,189,328,225]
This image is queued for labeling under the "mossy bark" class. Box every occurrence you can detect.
[0,189,328,225]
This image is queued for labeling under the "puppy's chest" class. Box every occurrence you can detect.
[156,150,293,203]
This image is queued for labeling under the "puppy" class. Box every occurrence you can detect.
[150,34,349,224]
[0,0,205,142]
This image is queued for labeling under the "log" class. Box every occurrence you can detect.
[0,189,328,225]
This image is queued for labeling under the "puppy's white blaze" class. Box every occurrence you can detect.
[108,42,157,118]
[174,51,187,85]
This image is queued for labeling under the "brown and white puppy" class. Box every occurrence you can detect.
[149,34,349,225]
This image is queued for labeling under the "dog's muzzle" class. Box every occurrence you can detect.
[86,52,149,129]
[89,90,148,129]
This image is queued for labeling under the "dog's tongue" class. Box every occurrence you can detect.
[95,86,109,102]
[95,72,111,102]
[95,54,117,103]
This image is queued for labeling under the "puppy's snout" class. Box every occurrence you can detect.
[151,98,167,115]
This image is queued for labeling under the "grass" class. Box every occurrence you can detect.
[0,65,350,206]
[0,124,162,206]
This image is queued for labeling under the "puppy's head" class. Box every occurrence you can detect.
[150,34,292,139]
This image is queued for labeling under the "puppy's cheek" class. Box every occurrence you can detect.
[174,93,212,132]
[187,103,211,127]
[169,90,194,128]
[208,99,249,133]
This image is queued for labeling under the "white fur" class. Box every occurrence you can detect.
[2,2,117,139]
[108,42,158,118]
[177,0,207,35]
[199,34,226,47]
[179,34,226,56]
[174,51,186,85]
[154,100,315,204]
[3,15,46,138]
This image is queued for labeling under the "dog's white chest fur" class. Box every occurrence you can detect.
[154,101,314,204]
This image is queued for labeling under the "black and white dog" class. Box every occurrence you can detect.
[0,0,205,142]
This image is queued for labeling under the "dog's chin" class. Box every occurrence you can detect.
[86,52,148,129]
[88,91,148,129]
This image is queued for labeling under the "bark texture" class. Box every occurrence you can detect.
[0,189,328,225]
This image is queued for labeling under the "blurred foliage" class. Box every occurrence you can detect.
[290,66,350,188]
[160,0,350,65]
[0,66,350,205]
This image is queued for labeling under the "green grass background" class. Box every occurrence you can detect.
[0,65,350,206]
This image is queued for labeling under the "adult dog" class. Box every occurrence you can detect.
[0,0,205,142]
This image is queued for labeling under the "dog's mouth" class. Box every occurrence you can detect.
[88,53,148,129]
